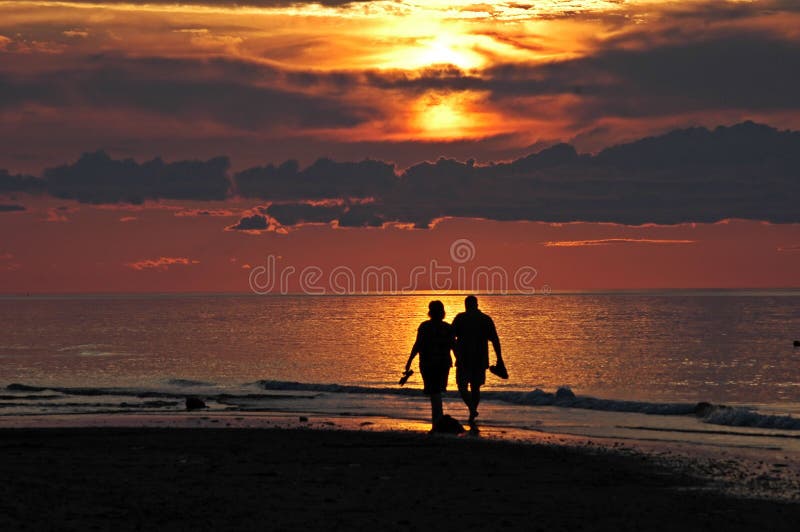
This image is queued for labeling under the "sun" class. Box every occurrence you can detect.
[413,92,477,139]
[418,95,467,134]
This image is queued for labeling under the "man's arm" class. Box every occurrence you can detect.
[450,315,461,359]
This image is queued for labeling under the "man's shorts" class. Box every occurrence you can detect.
[456,365,486,387]
[421,365,450,395]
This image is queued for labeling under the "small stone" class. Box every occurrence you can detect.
[555,387,576,401]
[432,414,465,434]
[185,397,206,411]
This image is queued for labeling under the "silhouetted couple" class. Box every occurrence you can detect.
[404,295,505,430]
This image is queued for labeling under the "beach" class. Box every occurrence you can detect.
[3,293,800,529]
[2,423,800,531]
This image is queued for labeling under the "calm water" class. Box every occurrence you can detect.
[2,292,799,404]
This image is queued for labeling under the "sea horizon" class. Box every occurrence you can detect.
[3,287,800,299]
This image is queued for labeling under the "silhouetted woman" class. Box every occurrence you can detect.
[404,300,453,425]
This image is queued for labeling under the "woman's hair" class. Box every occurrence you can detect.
[428,300,445,321]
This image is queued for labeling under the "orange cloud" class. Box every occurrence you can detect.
[173,208,238,217]
[62,29,88,38]
[544,238,696,247]
[44,206,78,222]
[0,252,21,272]
[126,257,200,270]
[225,210,287,234]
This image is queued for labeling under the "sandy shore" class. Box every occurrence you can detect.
[1,426,800,531]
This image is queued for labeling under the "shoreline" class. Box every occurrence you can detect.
[2,425,800,531]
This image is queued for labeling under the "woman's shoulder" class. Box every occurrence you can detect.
[420,319,452,330]
[434,320,453,333]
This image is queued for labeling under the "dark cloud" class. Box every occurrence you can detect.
[426,122,799,225]
[264,202,346,225]
[0,169,45,193]
[593,121,800,168]
[235,158,397,200]
[10,121,800,225]
[644,0,800,21]
[358,33,800,120]
[0,56,374,131]
[261,201,385,227]
[223,122,800,227]
[337,204,386,228]
[227,214,270,232]
[44,151,231,204]
[234,121,800,227]
[418,122,799,225]
[0,204,26,212]
[564,34,800,120]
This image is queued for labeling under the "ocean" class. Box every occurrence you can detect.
[2,292,800,452]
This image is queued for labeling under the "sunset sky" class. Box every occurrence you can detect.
[1,0,799,293]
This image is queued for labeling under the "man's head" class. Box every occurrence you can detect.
[428,300,445,321]
[464,295,478,311]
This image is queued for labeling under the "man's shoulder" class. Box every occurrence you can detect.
[452,312,468,326]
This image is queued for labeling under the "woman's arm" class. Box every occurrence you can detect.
[404,350,417,373]
[405,326,423,371]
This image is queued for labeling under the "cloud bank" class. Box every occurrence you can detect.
[3,121,800,226]
[238,121,800,227]
[44,151,230,204]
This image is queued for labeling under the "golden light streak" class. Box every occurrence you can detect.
[375,31,485,70]
[544,239,697,247]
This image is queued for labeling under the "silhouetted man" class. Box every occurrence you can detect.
[452,295,504,425]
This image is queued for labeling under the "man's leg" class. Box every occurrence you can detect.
[430,393,443,423]
[457,367,472,415]
[458,382,473,415]
[470,384,481,421]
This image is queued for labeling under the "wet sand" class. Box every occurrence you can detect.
[1,426,800,531]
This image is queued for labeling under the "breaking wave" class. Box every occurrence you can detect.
[166,379,214,387]
[257,380,800,431]
[4,380,800,431]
